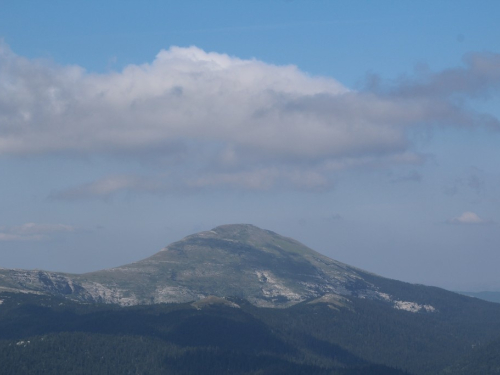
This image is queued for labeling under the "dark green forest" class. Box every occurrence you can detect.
[0,290,499,375]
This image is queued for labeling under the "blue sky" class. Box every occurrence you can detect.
[1,0,499,292]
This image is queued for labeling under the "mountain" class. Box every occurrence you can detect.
[1,224,500,374]
[0,224,439,310]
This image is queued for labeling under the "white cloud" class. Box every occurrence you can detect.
[0,223,74,241]
[0,42,499,193]
[447,212,493,225]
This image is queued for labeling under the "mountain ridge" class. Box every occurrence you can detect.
[0,224,462,311]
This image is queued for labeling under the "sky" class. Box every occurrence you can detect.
[0,0,499,292]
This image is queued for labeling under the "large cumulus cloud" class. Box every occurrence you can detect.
[1,41,499,195]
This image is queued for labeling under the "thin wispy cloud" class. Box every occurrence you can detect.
[0,42,499,194]
[384,52,500,100]
[51,168,332,200]
[186,168,331,192]
[443,167,491,197]
[0,223,75,241]
[50,175,165,200]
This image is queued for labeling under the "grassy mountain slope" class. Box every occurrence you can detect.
[79,224,375,306]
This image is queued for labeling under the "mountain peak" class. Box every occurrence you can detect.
[193,224,278,243]
[180,223,319,260]
[212,223,264,232]
[212,223,279,237]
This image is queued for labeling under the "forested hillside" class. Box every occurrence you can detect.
[1,291,500,375]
